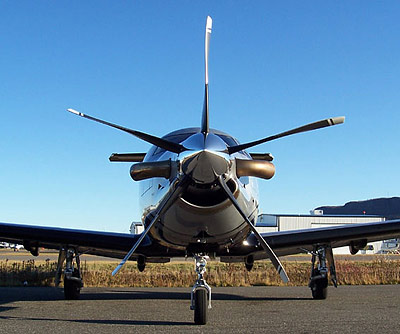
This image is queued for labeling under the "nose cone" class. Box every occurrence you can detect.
[182,151,228,184]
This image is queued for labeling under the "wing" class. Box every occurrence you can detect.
[220,219,400,261]
[0,222,184,262]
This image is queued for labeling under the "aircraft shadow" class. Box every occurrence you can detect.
[0,287,311,305]
[0,287,312,326]
[0,314,192,326]
[82,289,312,302]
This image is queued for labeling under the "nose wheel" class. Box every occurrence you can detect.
[190,255,212,325]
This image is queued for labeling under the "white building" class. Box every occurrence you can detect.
[256,212,387,254]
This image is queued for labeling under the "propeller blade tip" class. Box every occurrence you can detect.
[206,16,212,31]
[332,116,345,125]
[281,275,290,283]
[112,265,122,276]
[67,108,83,116]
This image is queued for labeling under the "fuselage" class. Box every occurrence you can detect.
[139,127,259,254]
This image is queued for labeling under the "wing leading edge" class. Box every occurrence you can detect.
[220,219,400,262]
[0,222,184,261]
[2,220,400,262]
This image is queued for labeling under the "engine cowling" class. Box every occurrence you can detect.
[130,160,172,181]
[236,159,275,180]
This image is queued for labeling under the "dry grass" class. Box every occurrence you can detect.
[0,259,56,286]
[1,258,400,287]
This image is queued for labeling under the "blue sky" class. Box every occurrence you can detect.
[1,1,400,232]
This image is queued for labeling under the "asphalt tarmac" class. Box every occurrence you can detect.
[0,285,399,333]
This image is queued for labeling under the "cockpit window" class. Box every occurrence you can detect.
[217,134,239,147]
[152,147,166,156]
[152,132,194,156]
[151,132,239,157]
[164,133,194,144]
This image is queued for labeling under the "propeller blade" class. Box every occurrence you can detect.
[112,175,191,276]
[217,175,289,283]
[229,116,345,154]
[67,108,187,154]
[201,16,212,134]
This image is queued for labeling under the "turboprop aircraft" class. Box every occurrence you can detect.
[1,16,400,325]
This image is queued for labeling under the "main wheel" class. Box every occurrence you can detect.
[311,272,328,300]
[194,289,207,325]
[64,269,82,300]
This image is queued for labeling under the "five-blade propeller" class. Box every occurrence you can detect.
[68,16,345,284]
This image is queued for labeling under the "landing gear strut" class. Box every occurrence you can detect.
[190,255,212,325]
[309,245,337,300]
[62,248,83,300]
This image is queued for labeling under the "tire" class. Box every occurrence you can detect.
[311,275,328,300]
[64,269,81,300]
[194,289,207,325]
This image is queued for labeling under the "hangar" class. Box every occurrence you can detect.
[256,212,392,254]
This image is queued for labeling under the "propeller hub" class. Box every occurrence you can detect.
[182,150,228,184]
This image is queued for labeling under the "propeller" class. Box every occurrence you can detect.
[201,16,212,134]
[67,108,187,154]
[228,116,345,154]
[217,175,289,283]
[112,175,192,276]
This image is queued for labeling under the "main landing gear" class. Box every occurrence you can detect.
[190,255,212,325]
[309,245,337,300]
[55,247,83,300]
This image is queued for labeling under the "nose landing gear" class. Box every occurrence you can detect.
[190,254,212,325]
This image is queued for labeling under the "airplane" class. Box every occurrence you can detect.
[1,16,400,325]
